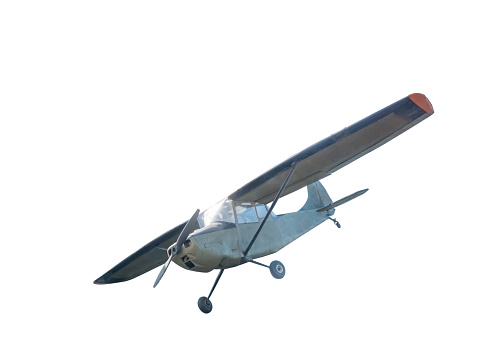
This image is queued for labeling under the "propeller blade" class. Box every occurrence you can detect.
[152,209,200,288]
[153,256,172,288]
[176,209,200,248]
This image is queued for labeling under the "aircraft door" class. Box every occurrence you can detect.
[234,202,276,258]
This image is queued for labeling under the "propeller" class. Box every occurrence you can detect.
[153,209,200,288]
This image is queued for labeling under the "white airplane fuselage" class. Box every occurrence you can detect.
[172,195,333,272]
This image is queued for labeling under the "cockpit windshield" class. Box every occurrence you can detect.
[198,199,276,228]
[198,199,235,228]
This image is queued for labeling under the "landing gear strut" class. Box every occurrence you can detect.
[246,257,286,279]
[198,269,224,314]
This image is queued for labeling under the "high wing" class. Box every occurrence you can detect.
[229,93,434,204]
[94,221,194,284]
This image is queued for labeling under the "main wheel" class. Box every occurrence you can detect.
[198,296,213,313]
[270,260,285,279]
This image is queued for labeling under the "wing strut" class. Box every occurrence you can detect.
[198,163,296,313]
[243,162,297,259]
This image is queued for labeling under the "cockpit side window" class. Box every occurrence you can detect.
[255,203,268,219]
[255,203,276,220]
[235,202,258,224]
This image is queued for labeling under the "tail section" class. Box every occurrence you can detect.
[300,181,334,215]
[300,180,368,216]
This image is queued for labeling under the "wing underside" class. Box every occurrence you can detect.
[94,221,190,284]
[228,94,434,204]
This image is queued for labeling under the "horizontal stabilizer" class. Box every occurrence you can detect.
[316,189,368,213]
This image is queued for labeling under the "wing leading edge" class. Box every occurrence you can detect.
[228,93,434,204]
[94,221,191,284]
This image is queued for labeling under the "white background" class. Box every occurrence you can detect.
[1,1,478,359]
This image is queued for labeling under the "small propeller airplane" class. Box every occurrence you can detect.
[94,93,434,313]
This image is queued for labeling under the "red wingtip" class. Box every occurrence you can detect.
[408,93,434,114]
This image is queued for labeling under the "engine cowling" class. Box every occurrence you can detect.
[173,236,225,272]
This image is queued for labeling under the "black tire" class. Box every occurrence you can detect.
[198,296,213,313]
[270,260,285,279]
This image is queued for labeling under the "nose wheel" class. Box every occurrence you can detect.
[198,269,224,314]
